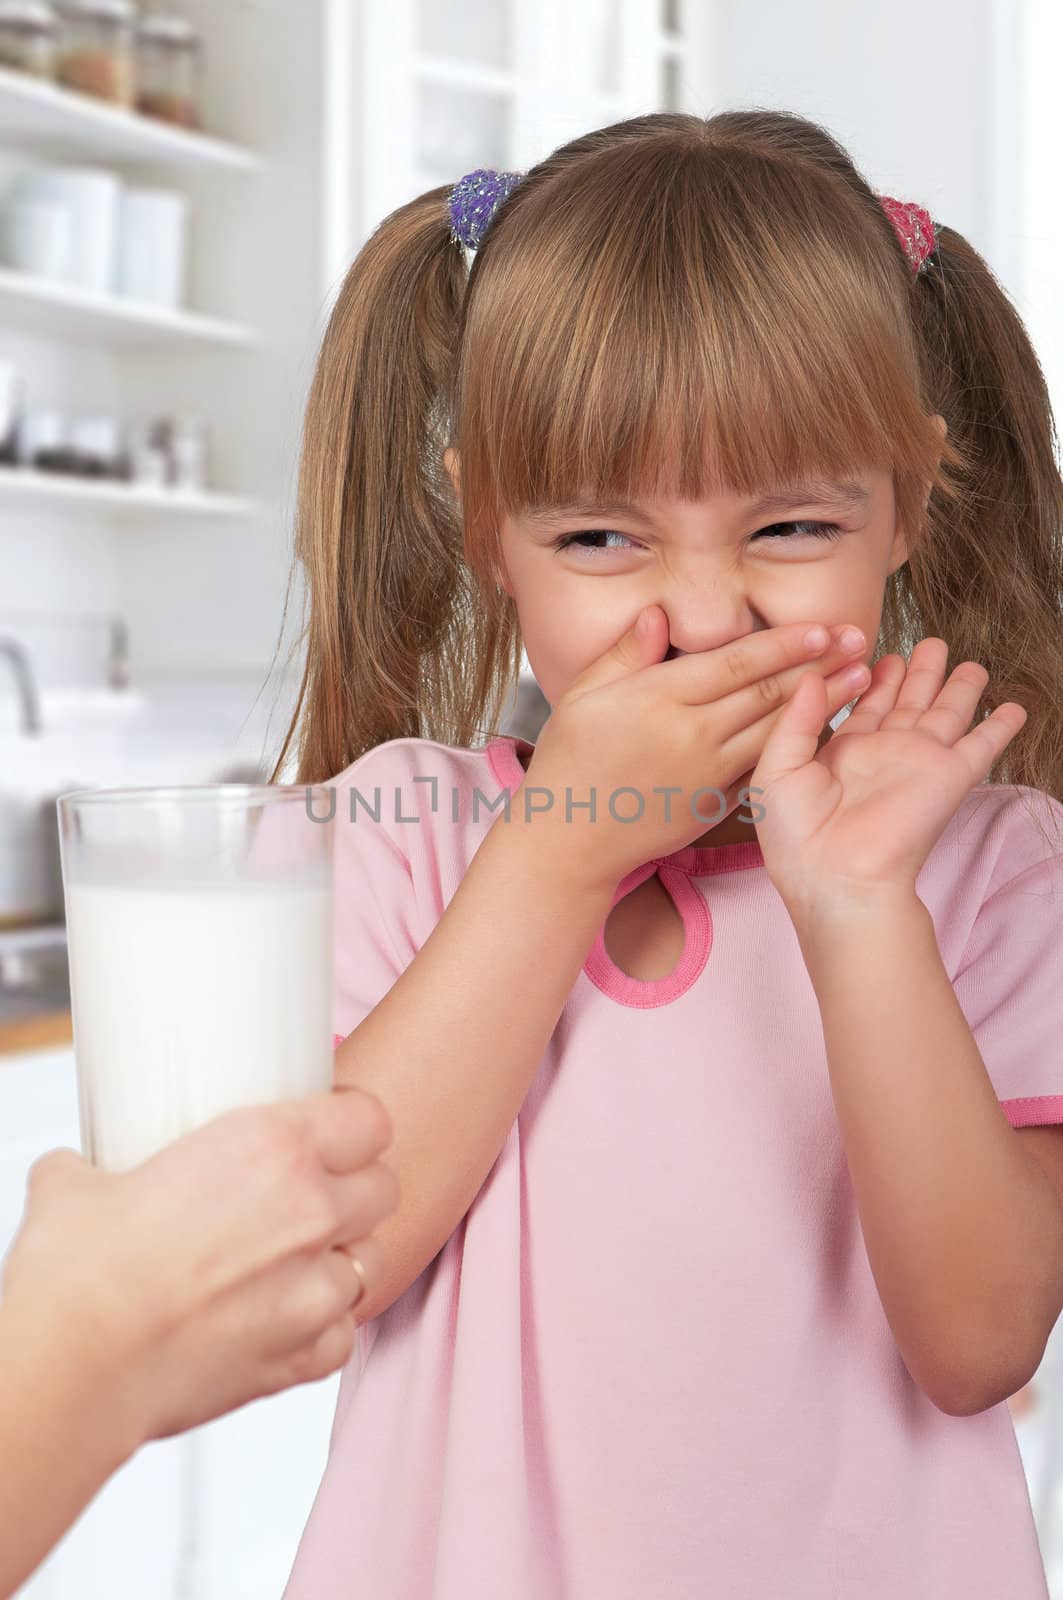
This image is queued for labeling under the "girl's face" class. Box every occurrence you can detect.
[447,425,944,710]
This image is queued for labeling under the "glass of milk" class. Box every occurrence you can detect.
[56,783,335,1174]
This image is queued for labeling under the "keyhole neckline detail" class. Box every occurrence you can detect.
[484,734,765,877]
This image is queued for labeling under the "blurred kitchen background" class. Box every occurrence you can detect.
[0,1,1060,1595]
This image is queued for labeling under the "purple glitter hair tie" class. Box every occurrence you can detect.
[448,167,525,250]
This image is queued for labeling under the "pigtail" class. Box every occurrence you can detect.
[882,225,1063,810]
[267,186,522,785]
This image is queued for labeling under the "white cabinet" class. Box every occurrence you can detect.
[0,1046,338,1600]
[346,0,693,296]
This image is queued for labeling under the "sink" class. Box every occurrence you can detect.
[0,969,70,1022]
[0,931,71,1029]
[0,708,275,924]
[0,729,126,924]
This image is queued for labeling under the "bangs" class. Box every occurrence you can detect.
[452,132,961,549]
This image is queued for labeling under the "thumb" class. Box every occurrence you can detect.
[568,605,668,696]
[752,669,828,789]
[26,1146,94,1198]
[30,1147,89,1179]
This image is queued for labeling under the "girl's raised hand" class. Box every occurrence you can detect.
[748,636,1028,921]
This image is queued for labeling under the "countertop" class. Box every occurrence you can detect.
[0,924,71,1055]
[0,1009,72,1055]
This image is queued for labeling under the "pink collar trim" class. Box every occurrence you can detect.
[484,734,764,877]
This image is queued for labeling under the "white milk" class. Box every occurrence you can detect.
[65,876,334,1172]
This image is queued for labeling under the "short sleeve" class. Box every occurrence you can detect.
[950,789,1063,1128]
[327,742,423,1050]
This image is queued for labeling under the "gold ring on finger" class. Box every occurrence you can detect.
[336,1245,368,1309]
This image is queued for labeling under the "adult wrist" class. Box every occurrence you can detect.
[2,1284,147,1465]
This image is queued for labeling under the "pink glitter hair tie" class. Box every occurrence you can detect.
[876,193,938,277]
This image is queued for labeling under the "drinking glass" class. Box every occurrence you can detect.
[56,783,335,1173]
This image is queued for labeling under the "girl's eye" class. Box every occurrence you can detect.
[554,529,636,553]
[752,521,844,544]
[553,522,844,555]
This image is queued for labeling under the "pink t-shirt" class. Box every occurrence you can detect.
[284,731,1063,1599]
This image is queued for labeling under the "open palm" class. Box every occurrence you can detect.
[749,637,1028,914]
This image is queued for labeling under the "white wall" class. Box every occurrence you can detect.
[1021,0,1063,433]
[684,0,1023,301]
[683,0,1060,452]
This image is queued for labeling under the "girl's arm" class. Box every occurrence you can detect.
[333,812,617,1326]
[793,887,1063,1417]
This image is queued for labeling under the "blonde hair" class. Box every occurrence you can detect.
[267,108,1063,848]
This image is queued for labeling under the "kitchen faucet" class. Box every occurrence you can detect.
[0,635,42,736]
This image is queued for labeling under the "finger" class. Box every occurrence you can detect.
[260,1239,376,1358]
[258,1263,362,1384]
[830,655,907,733]
[714,656,869,778]
[753,669,831,788]
[331,1234,387,1315]
[564,605,669,698]
[297,1087,394,1174]
[324,1161,400,1247]
[234,1231,379,1366]
[284,1248,362,1344]
[283,1310,359,1388]
[25,1147,93,1196]
[701,631,869,743]
[665,621,861,709]
[28,1147,90,1178]
[876,638,949,727]
[905,662,990,745]
[953,703,1029,784]
[319,1241,372,1318]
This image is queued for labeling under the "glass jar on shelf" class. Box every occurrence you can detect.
[55,0,135,106]
[122,421,167,488]
[135,12,202,129]
[70,416,121,478]
[167,415,208,492]
[18,409,77,474]
[0,0,58,77]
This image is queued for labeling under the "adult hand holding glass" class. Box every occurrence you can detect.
[0,1085,397,1600]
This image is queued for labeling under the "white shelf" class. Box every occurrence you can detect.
[0,65,260,172]
[0,468,256,520]
[0,268,256,349]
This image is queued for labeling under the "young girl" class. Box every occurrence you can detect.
[272,110,1063,1597]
